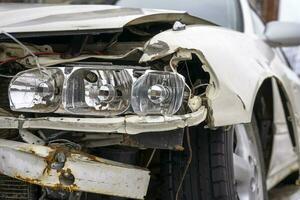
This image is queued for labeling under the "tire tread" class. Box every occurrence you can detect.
[161,126,235,200]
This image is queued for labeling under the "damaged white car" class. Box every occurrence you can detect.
[0,0,300,199]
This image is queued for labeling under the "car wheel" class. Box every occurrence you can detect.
[234,121,267,200]
[160,119,267,200]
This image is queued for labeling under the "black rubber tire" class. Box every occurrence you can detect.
[160,123,267,200]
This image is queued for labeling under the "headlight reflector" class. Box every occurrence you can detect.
[131,71,185,115]
[63,68,132,116]
[9,69,63,112]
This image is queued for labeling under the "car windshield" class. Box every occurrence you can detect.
[115,0,243,31]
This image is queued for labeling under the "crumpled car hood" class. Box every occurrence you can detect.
[0,4,211,34]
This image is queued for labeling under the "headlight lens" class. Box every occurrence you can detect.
[131,71,185,115]
[63,68,132,116]
[8,65,187,116]
[9,68,63,112]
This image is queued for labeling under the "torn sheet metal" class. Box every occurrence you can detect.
[139,25,277,127]
[0,106,207,134]
[139,25,300,189]
[0,139,150,199]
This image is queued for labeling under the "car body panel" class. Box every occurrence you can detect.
[140,25,278,126]
[0,4,211,34]
[0,138,150,199]
[140,24,300,131]
[139,24,300,188]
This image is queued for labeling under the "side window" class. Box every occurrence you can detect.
[250,10,265,36]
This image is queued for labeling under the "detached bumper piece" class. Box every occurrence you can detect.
[0,139,150,199]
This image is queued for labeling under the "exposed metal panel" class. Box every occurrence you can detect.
[0,139,150,199]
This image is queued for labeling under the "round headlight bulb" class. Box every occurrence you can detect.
[37,82,53,98]
[9,68,63,112]
[147,84,170,104]
[98,84,116,103]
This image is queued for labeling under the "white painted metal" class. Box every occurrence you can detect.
[139,25,300,132]
[19,129,45,145]
[0,4,211,33]
[0,106,207,134]
[0,139,150,199]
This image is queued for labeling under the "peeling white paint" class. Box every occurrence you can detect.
[0,139,150,199]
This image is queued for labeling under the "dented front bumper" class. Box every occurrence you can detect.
[0,106,206,134]
[0,139,150,199]
[0,106,207,198]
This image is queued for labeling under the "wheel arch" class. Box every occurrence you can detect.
[273,78,297,147]
[251,78,274,171]
[251,77,298,171]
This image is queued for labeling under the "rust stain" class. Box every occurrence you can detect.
[1,143,94,195]
[75,151,99,162]
[61,168,72,174]
[15,175,42,185]
[43,145,73,175]
[50,183,79,191]
[11,144,102,193]
[18,145,38,155]
[69,149,101,162]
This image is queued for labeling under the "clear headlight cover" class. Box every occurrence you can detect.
[9,68,64,112]
[63,68,132,116]
[131,71,185,115]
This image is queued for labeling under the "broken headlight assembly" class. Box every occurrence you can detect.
[8,64,186,116]
[132,71,185,115]
[63,67,132,116]
[9,68,64,112]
